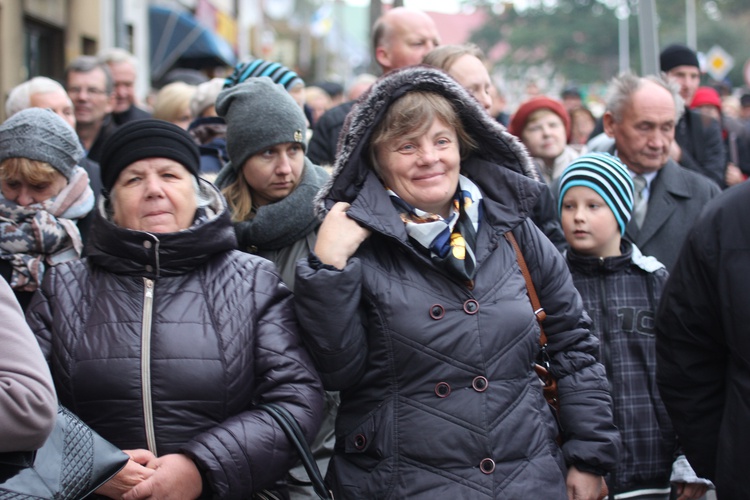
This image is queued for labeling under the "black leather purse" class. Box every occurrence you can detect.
[254,403,333,500]
[0,406,129,499]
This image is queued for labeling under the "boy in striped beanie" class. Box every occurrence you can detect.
[558,152,712,498]
[558,152,634,256]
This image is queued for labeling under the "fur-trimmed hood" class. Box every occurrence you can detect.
[314,65,541,222]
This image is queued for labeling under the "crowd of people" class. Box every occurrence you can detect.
[2,5,749,500]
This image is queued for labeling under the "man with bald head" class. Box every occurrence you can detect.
[372,7,440,73]
[600,72,720,271]
[307,7,440,166]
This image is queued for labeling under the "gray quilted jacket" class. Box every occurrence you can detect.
[294,66,619,499]
[26,180,324,499]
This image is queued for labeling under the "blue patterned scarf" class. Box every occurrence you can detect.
[389,174,483,280]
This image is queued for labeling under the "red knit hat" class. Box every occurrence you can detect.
[690,86,722,111]
[508,96,571,141]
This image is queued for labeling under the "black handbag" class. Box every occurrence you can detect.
[255,403,333,500]
[0,405,129,499]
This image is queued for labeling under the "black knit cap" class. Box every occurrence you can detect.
[660,44,699,72]
[99,119,201,193]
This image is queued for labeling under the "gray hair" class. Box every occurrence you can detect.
[65,56,114,95]
[5,77,70,117]
[605,72,685,123]
[98,47,138,68]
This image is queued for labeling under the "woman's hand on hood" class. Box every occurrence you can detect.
[314,202,371,269]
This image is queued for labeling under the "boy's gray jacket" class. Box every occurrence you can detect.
[295,66,619,498]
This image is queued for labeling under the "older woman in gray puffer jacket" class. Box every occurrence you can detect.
[294,66,620,499]
[26,120,324,499]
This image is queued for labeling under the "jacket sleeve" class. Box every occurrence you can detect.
[516,220,620,474]
[180,258,325,499]
[678,116,725,188]
[294,253,368,391]
[0,279,57,452]
[530,181,568,253]
[307,109,341,167]
[655,217,724,480]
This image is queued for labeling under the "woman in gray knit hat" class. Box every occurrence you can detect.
[0,107,94,309]
[214,76,335,500]
[214,76,329,290]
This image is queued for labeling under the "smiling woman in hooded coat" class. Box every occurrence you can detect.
[294,66,620,499]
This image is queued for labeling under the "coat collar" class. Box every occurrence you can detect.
[625,159,690,244]
[87,179,237,278]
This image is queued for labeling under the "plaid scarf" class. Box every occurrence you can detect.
[389,174,482,280]
[0,166,94,291]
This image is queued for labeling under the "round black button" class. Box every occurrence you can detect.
[353,434,367,450]
[480,458,495,474]
[463,299,479,314]
[435,382,451,398]
[472,376,488,392]
[430,304,445,320]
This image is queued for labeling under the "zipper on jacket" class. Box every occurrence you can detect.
[141,277,158,455]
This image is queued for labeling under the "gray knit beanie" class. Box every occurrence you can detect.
[215,77,307,172]
[0,107,83,180]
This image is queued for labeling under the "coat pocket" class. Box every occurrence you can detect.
[340,400,393,473]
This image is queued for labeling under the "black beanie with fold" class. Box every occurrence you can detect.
[660,44,699,72]
[99,119,201,193]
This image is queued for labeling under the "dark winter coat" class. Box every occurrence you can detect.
[112,104,151,125]
[656,181,750,500]
[674,108,725,187]
[624,159,720,272]
[25,180,325,499]
[294,66,619,499]
[306,100,354,167]
[566,242,675,495]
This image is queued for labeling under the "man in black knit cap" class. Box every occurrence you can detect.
[660,43,726,187]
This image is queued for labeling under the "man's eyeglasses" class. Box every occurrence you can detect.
[67,87,109,96]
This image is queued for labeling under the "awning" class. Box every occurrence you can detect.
[149,5,237,82]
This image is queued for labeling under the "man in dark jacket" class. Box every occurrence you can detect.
[98,48,151,125]
[64,56,118,163]
[660,44,726,187]
[656,181,750,500]
[307,7,440,166]
[600,72,720,271]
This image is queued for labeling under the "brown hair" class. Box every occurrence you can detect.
[221,174,255,223]
[369,91,477,173]
[0,157,62,185]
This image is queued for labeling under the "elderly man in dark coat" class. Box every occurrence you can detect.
[599,72,720,271]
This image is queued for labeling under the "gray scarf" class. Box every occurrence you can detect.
[217,157,329,251]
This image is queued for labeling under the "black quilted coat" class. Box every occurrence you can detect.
[294,67,619,499]
[26,181,324,499]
